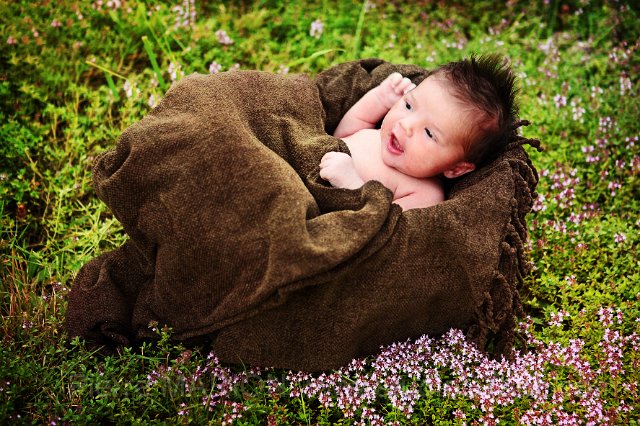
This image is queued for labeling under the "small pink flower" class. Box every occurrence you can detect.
[549,310,569,327]
[177,402,189,416]
[277,64,289,74]
[216,29,233,45]
[209,61,222,74]
[453,409,466,420]
[6,36,17,45]
[598,307,614,326]
[168,61,183,81]
[620,73,632,95]
[123,80,134,98]
[553,94,567,108]
[51,19,62,27]
[310,19,324,38]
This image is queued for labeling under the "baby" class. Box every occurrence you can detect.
[319,54,518,211]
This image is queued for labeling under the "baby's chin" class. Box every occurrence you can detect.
[380,153,405,174]
[381,154,442,180]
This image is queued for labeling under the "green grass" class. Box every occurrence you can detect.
[1,0,639,423]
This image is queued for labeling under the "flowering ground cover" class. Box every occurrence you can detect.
[1,0,638,424]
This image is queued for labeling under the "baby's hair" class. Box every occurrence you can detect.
[430,53,519,166]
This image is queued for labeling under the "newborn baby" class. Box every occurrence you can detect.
[320,54,518,211]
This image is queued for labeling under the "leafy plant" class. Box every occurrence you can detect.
[1,0,638,423]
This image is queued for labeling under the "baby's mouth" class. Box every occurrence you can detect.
[388,132,404,154]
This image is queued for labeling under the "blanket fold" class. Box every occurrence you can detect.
[67,59,539,371]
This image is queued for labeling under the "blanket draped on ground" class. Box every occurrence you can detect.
[66,59,540,371]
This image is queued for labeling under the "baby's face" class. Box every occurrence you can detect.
[380,76,474,179]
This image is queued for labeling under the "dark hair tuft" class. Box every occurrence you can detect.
[431,53,519,166]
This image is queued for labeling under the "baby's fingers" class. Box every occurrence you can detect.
[386,72,403,86]
[321,151,342,165]
[320,151,349,173]
[398,77,416,94]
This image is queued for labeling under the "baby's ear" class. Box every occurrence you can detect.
[443,161,475,179]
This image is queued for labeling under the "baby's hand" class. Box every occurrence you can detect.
[376,72,416,110]
[319,152,365,190]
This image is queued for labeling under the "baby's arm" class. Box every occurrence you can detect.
[333,73,416,138]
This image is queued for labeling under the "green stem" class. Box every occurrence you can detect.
[85,60,125,100]
[353,0,368,59]
[142,35,168,90]
[286,48,344,68]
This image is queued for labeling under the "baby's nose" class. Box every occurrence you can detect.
[399,120,413,137]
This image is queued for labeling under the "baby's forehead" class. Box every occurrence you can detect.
[415,74,452,92]
[414,77,476,113]
[410,78,462,109]
[422,71,449,83]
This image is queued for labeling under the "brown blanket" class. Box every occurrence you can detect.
[66,59,539,371]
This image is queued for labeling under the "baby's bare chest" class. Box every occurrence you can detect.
[341,130,443,204]
[342,129,421,196]
[342,129,389,181]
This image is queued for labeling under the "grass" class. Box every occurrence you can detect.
[1,0,639,423]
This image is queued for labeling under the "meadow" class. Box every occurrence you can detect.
[1,0,638,424]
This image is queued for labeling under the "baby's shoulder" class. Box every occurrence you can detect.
[344,128,380,141]
[342,128,381,159]
[394,174,445,206]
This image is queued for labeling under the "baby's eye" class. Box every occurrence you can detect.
[425,128,433,139]
[405,102,412,111]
